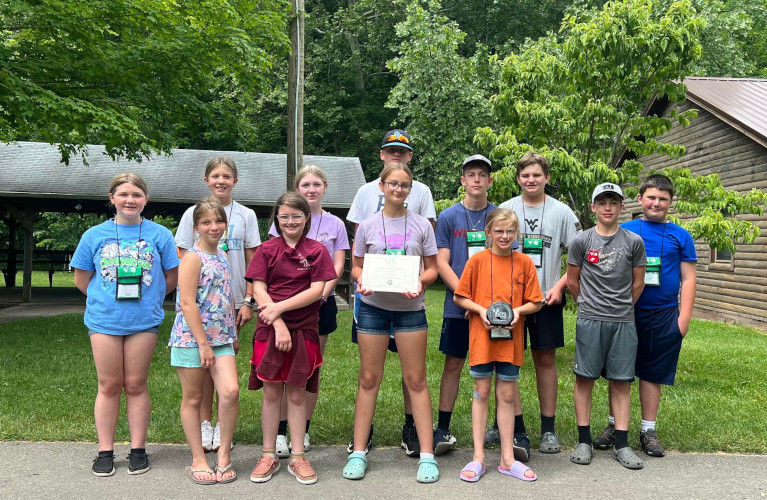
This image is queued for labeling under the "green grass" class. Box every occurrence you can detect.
[3,270,76,288]
[1,285,765,453]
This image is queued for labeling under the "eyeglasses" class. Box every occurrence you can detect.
[276,214,306,222]
[383,181,412,191]
[492,229,517,236]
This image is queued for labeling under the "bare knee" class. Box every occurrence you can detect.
[217,384,240,406]
[286,388,305,406]
[97,377,124,398]
[443,355,465,375]
[358,370,383,392]
[403,373,428,394]
[532,349,557,370]
[473,383,491,402]
[496,382,515,404]
[262,384,283,405]
[122,377,148,398]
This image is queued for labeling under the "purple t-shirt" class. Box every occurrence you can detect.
[354,210,437,311]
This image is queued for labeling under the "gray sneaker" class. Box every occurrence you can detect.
[540,431,561,453]
[593,424,615,450]
[484,425,500,447]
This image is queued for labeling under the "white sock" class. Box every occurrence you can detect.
[608,415,615,426]
[641,419,656,432]
[350,450,367,459]
[420,452,434,460]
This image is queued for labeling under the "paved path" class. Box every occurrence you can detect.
[1,442,765,499]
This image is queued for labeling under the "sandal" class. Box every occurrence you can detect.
[570,442,593,465]
[416,457,439,483]
[250,456,280,483]
[614,447,644,470]
[185,466,217,485]
[459,460,486,482]
[216,462,237,484]
[498,461,537,481]
[342,454,367,480]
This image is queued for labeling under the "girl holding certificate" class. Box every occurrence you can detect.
[344,163,439,483]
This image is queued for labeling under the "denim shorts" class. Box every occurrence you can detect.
[170,343,236,368]
[469,361,521,381]
[356,300,428,335]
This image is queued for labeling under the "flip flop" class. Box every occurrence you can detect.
[416,457,439,483]
[459,461,486,482]
[342,454,367,480]
[498,461,537,482]
[185,465,217,485]
[216,462,237,483]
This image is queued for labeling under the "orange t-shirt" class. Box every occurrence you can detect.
[454,249,544,367]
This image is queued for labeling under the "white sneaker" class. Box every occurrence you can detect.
[201,420,214,452]
[212,422,234,451]
[304,432,310,452]
[276,435,290,458]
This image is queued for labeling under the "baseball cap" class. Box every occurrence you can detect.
[462,154,492,172]
[381,129,413,151]
[591,182,624,203]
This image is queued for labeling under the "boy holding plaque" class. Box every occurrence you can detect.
[593,174,695,458]
[495,152,581,458]
[433,154,497,455]
[453,208,543,482]
[566,183,646,470]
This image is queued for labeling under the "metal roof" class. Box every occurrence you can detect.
[681,77,767,149]
[0,142,365,213]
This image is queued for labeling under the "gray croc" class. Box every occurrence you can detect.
[614,447,644,469]
[540,431,561,454]
[570,442,593,465]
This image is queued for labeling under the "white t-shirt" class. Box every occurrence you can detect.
[346,178,436,224]
[175,200,261,308]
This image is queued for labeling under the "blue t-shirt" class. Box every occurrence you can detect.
[435,202,498,318]
[622,219,696,309]
[72,219,180,335]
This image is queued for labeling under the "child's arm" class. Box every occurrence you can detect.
[252,280,292,352]
[74,269,94,295]
[437,248,460,292]
[322,249,345,301]
[545,274,568,304]
[352,255,373,296]
[178,252,215,367]
[256,282,326,325]
[678,261,697,336]
[631,266,645,304]
[509,301,544,329]
[566,264,582,302]
[453,294,492,330]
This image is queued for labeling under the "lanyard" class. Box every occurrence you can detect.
[223,202,234,246]
[381,210,408,252]
[489,250,514,306]
[638,219,666,257]
[312,211,324,241]
[462,202,488,232]
[114,218,143,265]
[521,197,546,237]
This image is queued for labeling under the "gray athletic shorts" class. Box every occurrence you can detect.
[574,318,637,382]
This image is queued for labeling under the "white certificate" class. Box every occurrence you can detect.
[361,253,421,293]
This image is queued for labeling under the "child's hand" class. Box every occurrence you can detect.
[199,343,216,368]
[356,277,373,296]
[258,302,283,325]
[237,306,254,327]
[274,324,292,352]
[479,308,492,329]
[232,338,240,356]
[506,308,521,329]
[545,287,563,305]
[401,281,424,300]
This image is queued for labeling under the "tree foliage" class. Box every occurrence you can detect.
[0,0,290,163]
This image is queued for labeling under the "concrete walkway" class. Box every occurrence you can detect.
[1,442,765,499]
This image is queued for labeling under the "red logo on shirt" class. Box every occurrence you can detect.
[587,250,600,263]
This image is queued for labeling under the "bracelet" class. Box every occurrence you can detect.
[242,302,254,309]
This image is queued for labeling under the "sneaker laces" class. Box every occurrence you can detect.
[644,430,662,448]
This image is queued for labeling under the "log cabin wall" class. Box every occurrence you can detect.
[622,101,767,330]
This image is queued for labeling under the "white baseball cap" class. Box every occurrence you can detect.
[591,182,624,203]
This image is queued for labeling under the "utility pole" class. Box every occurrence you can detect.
[287,0,305,190]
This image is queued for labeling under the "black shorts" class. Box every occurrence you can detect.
[318,295,338,335]
[524,297,566,350]
[439,318,469,359]
[635,306,684,386]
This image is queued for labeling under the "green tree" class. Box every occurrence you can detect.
[473,0,766,251]
[1,0,290,163]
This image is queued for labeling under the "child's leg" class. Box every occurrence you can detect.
[573,375,595,428]
[122,332,158,449]
[639,380,662,421]
[209,355,239,479]
[176,366,214,480]
[609,380,631,432]
[469,377,492,472]
[262,382,284,452]
[353,333,389,452]
[496,379,517,469]
[285,384,307,454]
[90,334,125,452]
[394,329,433,455]
[200,372,215,424]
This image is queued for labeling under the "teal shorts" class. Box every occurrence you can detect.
[171,344,235,368]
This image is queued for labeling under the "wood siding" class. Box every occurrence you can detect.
[623,101,767,330]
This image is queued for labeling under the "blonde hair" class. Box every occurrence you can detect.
[192,197,227,227]
[295,164,328,188]
[271,191,312,238]
[379,161,413,183]
[109,173,148,197]
[485,208,519,234]
[205,157,238,179]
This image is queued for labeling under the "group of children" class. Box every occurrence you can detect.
[72,128,696,485]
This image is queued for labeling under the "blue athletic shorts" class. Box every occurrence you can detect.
[635,306,684,385]
[439,318,470,359]
[170,343,236,368]
[469,361,521,382]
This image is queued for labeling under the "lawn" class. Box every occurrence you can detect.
[0,285,765,453]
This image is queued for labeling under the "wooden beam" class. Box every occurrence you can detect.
[286,0,305,191]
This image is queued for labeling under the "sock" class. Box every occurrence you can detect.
[541,414,555,434]
[437,410,452,431]
[350,450,367,459]
[290,452,305,463]
[263,449,277,460]
[420,452,434,460]
[608,415,615,427]
[98,450,114,457]
[515,414,526,435]
[405,413,414,427]
[278,420,288,436]
[306,419,312,432]
[130,448,145,456]
[577,425,592,445]
[641,419,656,432]
[614,430,628,449]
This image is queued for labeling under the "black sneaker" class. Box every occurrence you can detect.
[127,450,150,475]
[346,425,373,454]
[593,424,616,450]
[639,429,665,457]
[92,452,115,477]
[433,428,457,456]
[513,432,531,462]
[401,423,420,457]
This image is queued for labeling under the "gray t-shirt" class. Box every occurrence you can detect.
[500,196,581,293]
[568,227,646,322]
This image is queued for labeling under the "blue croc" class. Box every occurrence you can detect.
[343,455,367,480]
[417,457,439,483]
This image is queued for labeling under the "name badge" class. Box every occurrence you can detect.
[466,231,486,258]
[587,250,600,264]
[385,248,406,256]
[219,240,229,252]
[523,237,543,267]
[116,265,142,300]
[645,256,661,286]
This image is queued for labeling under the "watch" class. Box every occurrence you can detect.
[243,296,256,307]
